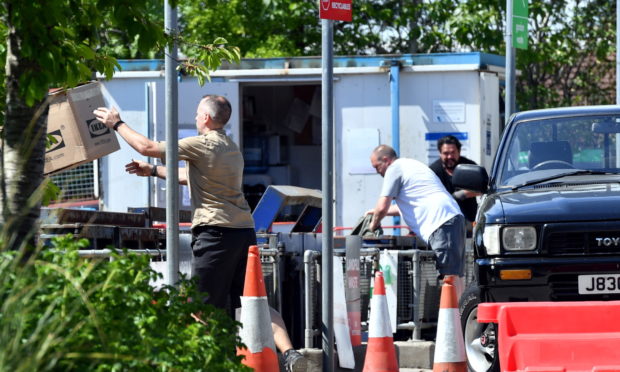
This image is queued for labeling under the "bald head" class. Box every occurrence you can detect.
[372,145,397,160]
[201,95,232,128]
[370,145,398,177]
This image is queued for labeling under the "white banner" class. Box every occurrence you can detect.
[380,250,399,333]
[333,256,355,369]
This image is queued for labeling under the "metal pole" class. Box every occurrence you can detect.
[505,0,516,123]
[304,250,320,349]
[390,61,401,234]
[321,17,335,372]
[164,0,179,286]
[390,61,401,154]
[145,83,153,207]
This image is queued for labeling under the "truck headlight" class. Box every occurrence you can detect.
[482,225,501,255]
[502,226,536,251]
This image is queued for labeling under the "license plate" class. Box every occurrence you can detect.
[578,274,620,294]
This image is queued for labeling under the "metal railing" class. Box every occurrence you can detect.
[302,246,475,347]
[56,229,474,349]
[304,248,381,348]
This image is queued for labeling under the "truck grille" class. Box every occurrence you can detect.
[549,274,620,301]
[544,223,620,255]
[549,274,581,300]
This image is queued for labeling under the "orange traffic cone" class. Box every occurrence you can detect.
[362,271,399,372]
[433,275,467,372]
[236,245,279,372]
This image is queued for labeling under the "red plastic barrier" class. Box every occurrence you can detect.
[478,301,620,372]
[152,223,192,229]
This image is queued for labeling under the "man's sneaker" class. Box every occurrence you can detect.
[283,349,307,372]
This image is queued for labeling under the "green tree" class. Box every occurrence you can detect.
[340,0,615,109]
[179,0,615,110]
[179,0,505,56]
[179,0,319,58]
[0,0,239,250]
[516,0,616,109]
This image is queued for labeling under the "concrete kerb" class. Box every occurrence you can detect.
[289,340,435,371]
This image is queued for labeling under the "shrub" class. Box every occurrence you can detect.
[0,235,250,372]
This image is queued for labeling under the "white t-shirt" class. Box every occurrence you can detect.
[380,158,462,242]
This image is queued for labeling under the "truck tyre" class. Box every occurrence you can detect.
[459,283,500,372]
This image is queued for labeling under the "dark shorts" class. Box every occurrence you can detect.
[428,214,466,276]
[191,225,257,315]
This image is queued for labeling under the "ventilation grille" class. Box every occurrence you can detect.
[50,162,97,202]
[546,231,620,255]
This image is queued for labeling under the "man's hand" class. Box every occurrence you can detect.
[369,196,394,231]
[93,107,122,129]
[125,160,152,177]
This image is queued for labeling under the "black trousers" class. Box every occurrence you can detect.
[191,225,257,316]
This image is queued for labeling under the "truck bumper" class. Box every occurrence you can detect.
[477,255,620,302]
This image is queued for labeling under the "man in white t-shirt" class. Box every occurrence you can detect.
[369,144,466,296]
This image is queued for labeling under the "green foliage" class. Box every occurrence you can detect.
[0,0,614,120]
[178,37,241,86]
[40,179,61,207]
[0,0,240,246]
[179,0,615,109]
[2,0,162,105]
[0,0,240,106]
[0,236,250,371]
[95,0,166,59]
[515,0,616,109]
[179,0,318,57]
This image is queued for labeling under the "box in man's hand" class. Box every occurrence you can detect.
[45,82,119,175]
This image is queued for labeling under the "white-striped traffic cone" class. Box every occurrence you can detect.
[236,245,279,371]
[362,271,399,372]
[433,275,467,372]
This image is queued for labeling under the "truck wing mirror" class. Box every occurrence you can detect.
[452,164,488,193]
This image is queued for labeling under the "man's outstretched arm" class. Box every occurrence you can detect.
[125,160,188,185]
[94,107,160,157]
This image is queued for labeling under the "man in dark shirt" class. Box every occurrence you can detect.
[429,135,479,224]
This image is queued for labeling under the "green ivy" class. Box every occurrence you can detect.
[0,235,251,372]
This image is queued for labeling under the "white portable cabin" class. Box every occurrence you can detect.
[96,53,504,232]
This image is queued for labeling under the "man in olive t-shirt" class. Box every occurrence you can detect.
[94,95,255,316]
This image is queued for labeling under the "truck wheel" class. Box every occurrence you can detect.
[459,283,500,372]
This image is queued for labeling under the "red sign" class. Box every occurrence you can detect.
[319,0,352,22]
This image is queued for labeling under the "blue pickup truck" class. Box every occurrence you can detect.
[453,106,620,372]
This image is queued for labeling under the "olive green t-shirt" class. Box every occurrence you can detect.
[157,129,254,229]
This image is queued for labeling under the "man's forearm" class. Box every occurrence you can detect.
[370,210,387,231]
[178,168,187,185]
[370,196,392,230]
[116,124,161,157]
[93,107,161,157]
[152,165,188,185]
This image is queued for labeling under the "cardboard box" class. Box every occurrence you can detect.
[45,82,119,175]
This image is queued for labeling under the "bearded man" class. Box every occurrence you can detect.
[429,135,479,223]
